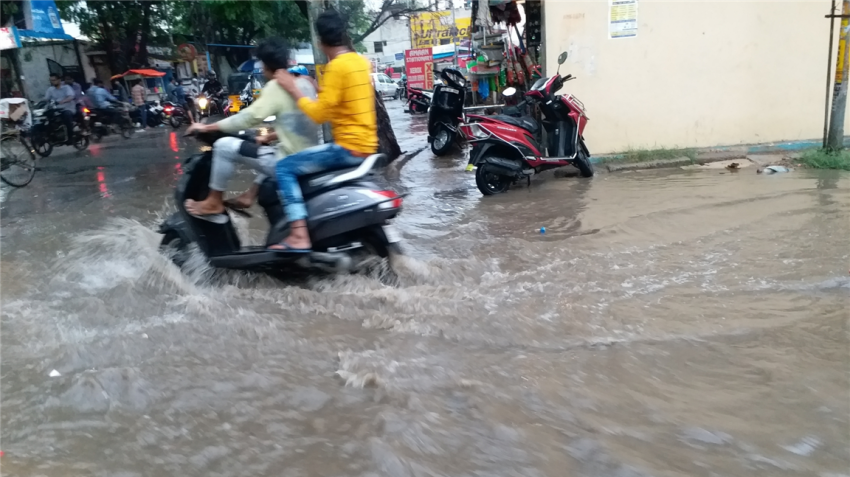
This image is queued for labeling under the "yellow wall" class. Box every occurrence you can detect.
[545,0,844,153]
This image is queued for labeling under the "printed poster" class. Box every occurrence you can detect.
[404,48,433,90]
[410,11,471,49]
[609,0,638,39]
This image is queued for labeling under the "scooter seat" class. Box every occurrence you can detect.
[297,153,385,196]
[488,115,540,134]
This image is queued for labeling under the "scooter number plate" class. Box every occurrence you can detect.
[442,87,459,94]
[382,224,402,243]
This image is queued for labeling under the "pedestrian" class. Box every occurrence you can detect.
[385,65,393,78]
[131,80,147,130]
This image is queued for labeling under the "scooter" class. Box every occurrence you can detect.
[405,85,432,114]
[158,130,405,278]
[426,68,467,156]
[89,101,134,142]
[465,51,594,196]
[163,101,188,128]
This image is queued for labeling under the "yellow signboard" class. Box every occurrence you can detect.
[836,2,850,84]
[410,11,471,49]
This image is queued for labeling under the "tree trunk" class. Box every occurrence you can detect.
[375,93,402,162]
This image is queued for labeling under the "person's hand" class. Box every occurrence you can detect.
[185,122,209,135]
[255,134,274,145]
[274,70,298,94]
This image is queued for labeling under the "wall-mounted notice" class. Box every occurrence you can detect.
[609,0,638,39]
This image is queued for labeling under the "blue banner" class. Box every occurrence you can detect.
[27,0,66,36]
[395,53,404,61]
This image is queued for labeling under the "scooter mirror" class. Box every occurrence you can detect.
[503,87,517,97]
[558,52,568,65]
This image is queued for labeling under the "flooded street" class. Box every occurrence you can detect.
[2,101,848,477]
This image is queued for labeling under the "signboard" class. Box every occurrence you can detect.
[395,53,404,61]
[410,11,471,49]
[26,0,66,36]
[404,48,433,90]
[609,0,638,39]
[0,27,22,50]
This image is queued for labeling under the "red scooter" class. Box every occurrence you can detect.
[464,52,594,195]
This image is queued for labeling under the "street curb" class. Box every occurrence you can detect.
[596,137,850,172]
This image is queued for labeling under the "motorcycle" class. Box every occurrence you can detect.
[163,101,188,128]
[426,68,467,156]
[89,102,135,143]
[395,78,407,100]
[158,129,404,279]
[464,51,594,196]
[130,101,166,128]
[405,85,432,114]
[197,92,222,118]
[29,100,89,157]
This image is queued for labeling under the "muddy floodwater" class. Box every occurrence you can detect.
[2,103,849,476]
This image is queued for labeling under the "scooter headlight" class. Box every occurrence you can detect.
[198,97,208,109]
[469,123,490,139]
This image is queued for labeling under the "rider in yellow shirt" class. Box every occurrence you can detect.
[270,9,377,252]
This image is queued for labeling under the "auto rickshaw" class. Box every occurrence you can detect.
[225,72,264,115]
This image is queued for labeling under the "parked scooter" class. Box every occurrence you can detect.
[405,85,432,114]
[89,101,135,142]
[158,130,404,279]
[29,100,90,157]
[426,68,467,155]
[465,52,594,195]
[130,101,166,128]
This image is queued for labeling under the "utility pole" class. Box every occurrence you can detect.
[828,0,850,150]
[307,0,332,143]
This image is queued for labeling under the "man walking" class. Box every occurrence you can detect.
[131,80,147,130]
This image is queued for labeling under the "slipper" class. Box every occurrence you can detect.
[223,198,249,210]
[268,242,312,254]
[186,210,229,224]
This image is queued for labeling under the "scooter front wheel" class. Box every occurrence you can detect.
[574,149,594,178]
[160,231,190,268]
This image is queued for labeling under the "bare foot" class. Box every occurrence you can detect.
[185,198,225,216]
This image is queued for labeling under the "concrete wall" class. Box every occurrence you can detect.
[19,41,96,102]
[545,0,846,154]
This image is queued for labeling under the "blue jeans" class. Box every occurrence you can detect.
[139,104,147,128]
[275,143,364,222]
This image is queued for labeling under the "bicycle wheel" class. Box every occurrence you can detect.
[0,135,37,187]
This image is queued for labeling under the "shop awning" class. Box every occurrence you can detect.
[111,69,167,80]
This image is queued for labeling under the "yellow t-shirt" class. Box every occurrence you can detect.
[297,52,378,154]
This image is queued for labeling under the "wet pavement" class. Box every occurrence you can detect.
[1,100,849,477]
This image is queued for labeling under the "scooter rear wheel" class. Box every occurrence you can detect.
[430,125,455,156]
[475,163,512,195]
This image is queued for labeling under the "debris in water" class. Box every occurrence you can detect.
[540,227,546,234]
[49,369,61,377]
[757,165,789,174]
[726,162,741,171]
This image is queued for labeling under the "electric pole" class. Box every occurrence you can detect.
[307,0,332,143]
[828,0,850,150]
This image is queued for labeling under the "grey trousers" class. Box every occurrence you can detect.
[209,136,278,191]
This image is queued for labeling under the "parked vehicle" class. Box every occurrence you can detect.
[464,52,594,196]
[158,130,404,281]
[163,101,188,128]
[405,86,432,114]
[427,68,467,156]
[371,73,399,100]
[89,102,135,142]
[29,100,89,157]
[130,101,166,128]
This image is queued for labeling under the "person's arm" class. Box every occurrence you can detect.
[59,87,75,104]
[106,90,118,102]
[213,85,281,133]
[276,67,341,124]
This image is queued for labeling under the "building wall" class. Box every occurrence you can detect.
[18,40,96,101]
[362,16,412,65]
[545,0,847,154]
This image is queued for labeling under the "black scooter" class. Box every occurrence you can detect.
[426,69,467,156]
[158,131,404,278]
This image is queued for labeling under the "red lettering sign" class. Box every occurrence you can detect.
[404,48,433,90]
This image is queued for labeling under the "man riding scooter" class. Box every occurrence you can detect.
[183,38,319,220]
[270,10,378,253]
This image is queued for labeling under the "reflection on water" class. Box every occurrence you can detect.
[1,105,849,476]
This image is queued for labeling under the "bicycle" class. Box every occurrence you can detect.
[0,129,38,187]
